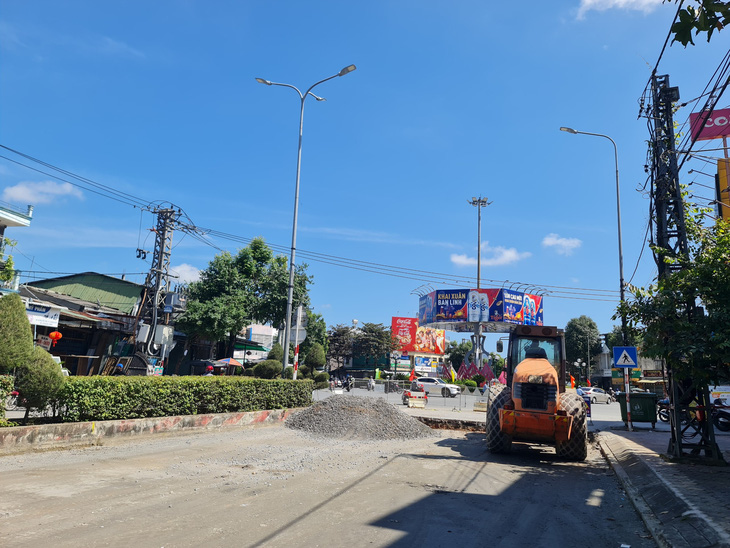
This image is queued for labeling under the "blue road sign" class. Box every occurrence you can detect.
[613,346,638,368]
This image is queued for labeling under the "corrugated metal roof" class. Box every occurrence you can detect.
[28,272,142,314]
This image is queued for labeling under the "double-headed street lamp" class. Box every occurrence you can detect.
[257,65,357,374]
[560,127,627,346]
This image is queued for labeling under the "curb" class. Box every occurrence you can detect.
[0,408,295,455]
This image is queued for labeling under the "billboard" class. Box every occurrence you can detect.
[419,288,543,328]
[391,317,418,352]
[689,108,730,141]
[391,316,445,355]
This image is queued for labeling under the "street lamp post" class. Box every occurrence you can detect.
[468,196,491,289]
[560,127,627,345]
[561,126,631,430]
[257,65,356,375]
[468,196,491,377]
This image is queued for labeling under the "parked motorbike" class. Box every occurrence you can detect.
[657,398,671,423]
[713,399,730,432]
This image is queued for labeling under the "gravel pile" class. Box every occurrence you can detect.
[286,395,434,441]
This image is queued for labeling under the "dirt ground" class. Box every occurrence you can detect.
[0,421,656,548]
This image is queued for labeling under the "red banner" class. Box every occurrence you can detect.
[391,317,418,353]
[690,108,730,141]
[391,317,445,355]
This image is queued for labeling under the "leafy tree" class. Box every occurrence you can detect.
[444,340,472,369]
[353,323,399,370]
[327,324,355,371]
[305,342,326,371]
[487,352,505,377]
[176,251,249,357]
[669,1,729,46]
[604,325,641,350]
[0,293,34,374]
[565,316,602,378]
[299,310,328,360]
[619,212,730,385]
[177,238,312,358]
[0,237,17,284]
[16,346,65,422]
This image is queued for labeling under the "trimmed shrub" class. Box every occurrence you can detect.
[0,374,14,420]
[267,343,284,362]
[0,293,34,375]
[15,347,66,416]
[313,372,329,390]
[254,359,283,379]
[57,376,313,422]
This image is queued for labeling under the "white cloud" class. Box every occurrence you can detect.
[450,241,531,267]
[577,0,662,19]
[99,36,145,59]
[171,263,200,284]
[2,181,83,204]
[542,233,582,255]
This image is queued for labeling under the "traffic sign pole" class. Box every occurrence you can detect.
[613,346,637,432]
[624,368,632,431]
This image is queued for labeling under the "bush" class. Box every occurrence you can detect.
[57,376,313,422]
[15,347,66,416]
[282,366,294,379]
[472,374,485,386]
[313,372,329,390]
[0,374,14,420]
[253,360,283,379]
[0,293,34,375]
[267,343,284,362]
[242,368,255,377]
[463,379,478,393]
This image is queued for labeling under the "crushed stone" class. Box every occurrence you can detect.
[285,395,435,441]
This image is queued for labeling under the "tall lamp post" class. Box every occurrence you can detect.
[559,127,627,345]
[257,65,357,374]
[468,196,491,288]
[468,196,491,376]
[561,126,631,430]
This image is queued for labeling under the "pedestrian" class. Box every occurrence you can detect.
[112,363,125,376]
[204,365,214,376]
[368,376,375,391]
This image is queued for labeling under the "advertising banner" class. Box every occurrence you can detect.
[392,317,445,355]
[25,303,61,328]
[419,288,543,327]
[391,317,418,352]
[690,108,730,141]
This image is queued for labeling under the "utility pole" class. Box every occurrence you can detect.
[131,206,180,375]
[649,74,723,461]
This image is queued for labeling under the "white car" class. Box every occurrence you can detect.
[415,377,460,398]
[578,387,613,404]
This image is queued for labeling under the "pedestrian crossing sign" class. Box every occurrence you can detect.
[613,346,638,368]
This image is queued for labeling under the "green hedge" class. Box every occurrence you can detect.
[58,376,313,423]
[0,374,14,420]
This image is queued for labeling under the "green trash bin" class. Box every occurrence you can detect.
[617,392,658,427]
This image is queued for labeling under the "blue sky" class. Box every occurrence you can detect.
[0,1,726,344]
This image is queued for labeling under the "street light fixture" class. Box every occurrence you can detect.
[257,65,357,374]
[559,127,627,346]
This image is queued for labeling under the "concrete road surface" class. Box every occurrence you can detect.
[0,421,656,548]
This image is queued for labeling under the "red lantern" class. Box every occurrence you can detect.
[48,331,63,347]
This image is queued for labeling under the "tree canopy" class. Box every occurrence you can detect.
[327,324,354,371]
[669,0,729,46]
[177,238,312,356]
[353,323,399,369]
[564,316,602,374]
[0,292,34,374]
[620,211,730,385]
